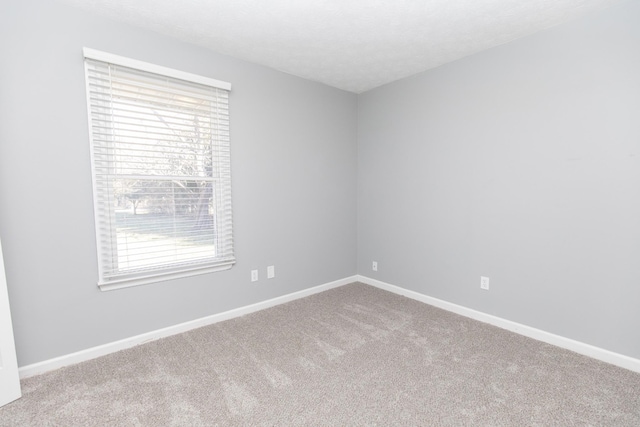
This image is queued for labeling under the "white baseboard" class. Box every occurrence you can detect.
[357,275,640,374]
[19,275,358,379]
[20,274,640,378]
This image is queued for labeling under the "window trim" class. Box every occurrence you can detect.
[83,48,231,91]
[96,265,233,292]
[83,48,234,291]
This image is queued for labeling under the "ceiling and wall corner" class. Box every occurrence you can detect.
[356,0,640,359]
[55,0,625,93]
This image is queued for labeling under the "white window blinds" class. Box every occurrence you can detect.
[84,49,234,290]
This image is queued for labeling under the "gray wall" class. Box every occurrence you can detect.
[2,0,638,368]
[0,0,358,366]
[358,0,640,359]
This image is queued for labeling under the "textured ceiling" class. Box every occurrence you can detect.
[58,0,623,93]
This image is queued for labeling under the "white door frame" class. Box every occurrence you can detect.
[0,237,21,407]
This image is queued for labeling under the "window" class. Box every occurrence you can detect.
[84,48,234,290]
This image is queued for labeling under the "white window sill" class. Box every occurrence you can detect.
[98,262,235,291]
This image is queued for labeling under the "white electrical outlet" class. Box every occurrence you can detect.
[372,261,378,271]
[267,265,275,279]
[251,270,259,282]
[480,276,490,290]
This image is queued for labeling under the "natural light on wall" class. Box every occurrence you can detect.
[83,48,234,291]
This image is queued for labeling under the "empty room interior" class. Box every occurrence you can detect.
[1,0,639,424]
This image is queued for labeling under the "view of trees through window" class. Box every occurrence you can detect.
[86,51,233,287]
[102,73,222,273]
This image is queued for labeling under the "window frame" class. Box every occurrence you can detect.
[83,48,234,291]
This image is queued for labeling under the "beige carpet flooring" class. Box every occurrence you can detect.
[1,282,639,426]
